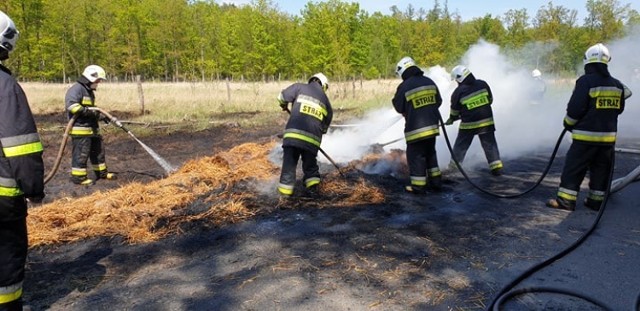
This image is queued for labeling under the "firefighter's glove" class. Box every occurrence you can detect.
[26,194,45,204]
[444,118,454,126]
[100,115,111,125]
[279,102,288,111]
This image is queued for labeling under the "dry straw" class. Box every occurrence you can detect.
[28,142,390,247]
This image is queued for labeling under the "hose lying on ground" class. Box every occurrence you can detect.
[439,114,568,199]
[44,115,77,184]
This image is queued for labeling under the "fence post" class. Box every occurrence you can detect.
[136,75,145,115]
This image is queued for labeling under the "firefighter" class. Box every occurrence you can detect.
[65,65,116,185]
[392,57,443,194]
[531,69,546,105]
[445,65,503,176]
[547,43,631,211]
[0,11,45,311]
[277,73,333,199]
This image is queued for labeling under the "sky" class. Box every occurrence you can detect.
[221,0,595,22]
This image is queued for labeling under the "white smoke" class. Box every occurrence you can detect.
[608,26,640,139]
[321,33,639,171]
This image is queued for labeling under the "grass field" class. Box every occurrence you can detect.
[23,79,399,134]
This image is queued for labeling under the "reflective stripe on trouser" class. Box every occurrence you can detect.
[406,137,440,190]
[278,146,320,196]
[93,163,109,178]
[558,142,613,204]
[452,130,501,169]
[71,136,106,180]
[0,218,27,305]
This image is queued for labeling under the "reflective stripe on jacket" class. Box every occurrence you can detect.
[564,64,626,145]
[450,76,495,134]
[0,64,45,220]
[392,68,443,144]
[65,76,100,136]
[279,82,333,152]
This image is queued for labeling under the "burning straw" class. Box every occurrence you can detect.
[28,141,391,248]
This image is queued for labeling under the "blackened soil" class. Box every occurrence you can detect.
[25,113,640,310]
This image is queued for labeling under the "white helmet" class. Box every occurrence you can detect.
[583,43,611,65]
[396,56,416,78]
[0,11,19,53]
[309,73,329,91]
[451,65,471,83]
[82,65,107,83]
[532,69,542,78]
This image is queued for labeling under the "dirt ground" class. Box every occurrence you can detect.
[24,112,640,310]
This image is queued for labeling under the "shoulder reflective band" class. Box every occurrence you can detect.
[1,133,43,157]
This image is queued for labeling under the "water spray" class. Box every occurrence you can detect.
[91,108,176,175]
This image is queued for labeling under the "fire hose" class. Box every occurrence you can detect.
[439,114,566,199]
[43,108,175,184]
[435,114,640,309]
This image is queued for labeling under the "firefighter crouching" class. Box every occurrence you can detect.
[277,73,333,199]
[65,65,116,185]
[0,11,45,311]
[547,43,632,211]
[445,65,503,176]
[392,56,444,194]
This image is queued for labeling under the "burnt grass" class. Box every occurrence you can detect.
[25,113,640,310]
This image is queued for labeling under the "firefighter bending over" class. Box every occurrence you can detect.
[392,57,444,194]
[277,73,333,199]
[0,11,45,311]
[547,43,632,211]
[445,65,503,176]
[65,65,117,185]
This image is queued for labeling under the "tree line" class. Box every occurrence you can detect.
[1,0,638,82]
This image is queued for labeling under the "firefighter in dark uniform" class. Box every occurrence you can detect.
[277,73,333,198]
[392,57,443,194]
[445,65,503,176]
[548,43,632,211]
[65,65,116,185]
[0,11,45,311]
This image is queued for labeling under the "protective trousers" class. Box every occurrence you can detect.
[557,143,613,207]
[0,218,27,311]
[278,146,320,196]
[406,137,441,191]
[71,136,107,183]
[452,131,502,171]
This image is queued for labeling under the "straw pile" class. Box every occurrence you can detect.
[28,142,279,247]
[28,141,392,248]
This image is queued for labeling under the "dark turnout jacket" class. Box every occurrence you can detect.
[449,74,495,135]
[392,67,443,143]
[65,76,101,136]
[563,63,627,145]
[0,64,45,220]
[278,82,333,152]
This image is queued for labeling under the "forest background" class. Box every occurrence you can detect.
[1,0,639,83]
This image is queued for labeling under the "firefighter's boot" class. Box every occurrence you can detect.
[304,184,321,199]
[546,197,575,211]
[97,172,117,181]
[584,198,602,211]
[72,177,94,186]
